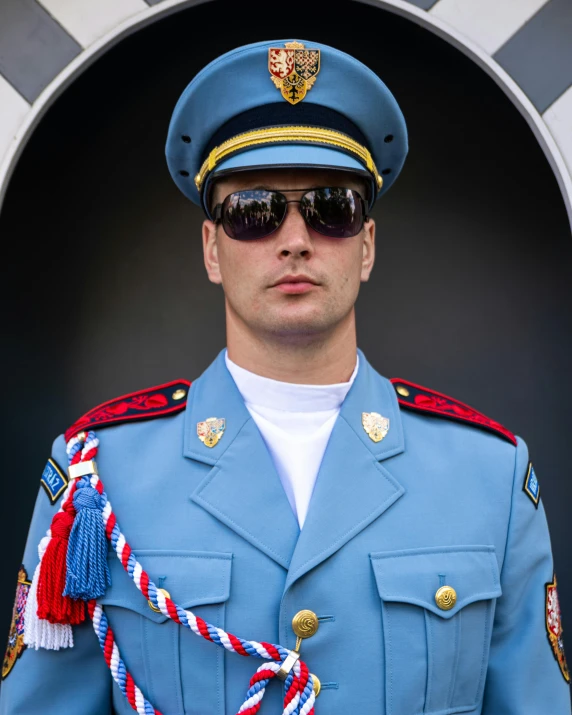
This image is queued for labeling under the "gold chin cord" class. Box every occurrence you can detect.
[193,125,383,192]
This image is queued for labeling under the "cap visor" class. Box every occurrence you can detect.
[204,144,372,215]
[214,142,367,173]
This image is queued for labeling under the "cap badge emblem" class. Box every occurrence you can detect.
[268,41,320,105]
[197,417,226,448]
[362,412,390,443]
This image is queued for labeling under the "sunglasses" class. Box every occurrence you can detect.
[212,187,369,241]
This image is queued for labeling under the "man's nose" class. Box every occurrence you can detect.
[274,202,314,258]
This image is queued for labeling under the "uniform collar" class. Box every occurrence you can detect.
[337,348,405,461]
[183,349,251,465]
[183,348,404,464]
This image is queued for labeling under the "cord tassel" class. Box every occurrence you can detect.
[24,536,74,650]
[64,482,111,600]
[36,506,85,625]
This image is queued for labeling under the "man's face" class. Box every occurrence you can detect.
[202,168,375,341]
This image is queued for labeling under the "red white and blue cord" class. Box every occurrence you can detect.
[28,430,316,715]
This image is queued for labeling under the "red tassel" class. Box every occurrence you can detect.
[37,505,85,625]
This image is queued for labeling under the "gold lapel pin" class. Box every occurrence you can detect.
[197,417,226,448]
[362,412,390,443]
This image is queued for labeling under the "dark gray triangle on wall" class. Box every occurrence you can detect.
[494,0,572,113]
[0,0,81,103]
[404,0,439,8]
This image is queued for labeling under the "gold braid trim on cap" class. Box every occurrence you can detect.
[194,126,383,191]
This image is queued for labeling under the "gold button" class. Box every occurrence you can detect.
[292,610,319,639]
[435,586,457,611]
[148,588,171,612]
[172,388,187,401]
[396,385,410,397]
[311,673,321,697]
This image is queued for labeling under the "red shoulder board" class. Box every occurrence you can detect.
[390,378,517,446]
[65,379,191,442]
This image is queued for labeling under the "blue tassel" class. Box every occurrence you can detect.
[64,482,111,600]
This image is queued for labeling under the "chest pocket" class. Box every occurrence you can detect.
[370,545,501,715]
[98,550,232,715]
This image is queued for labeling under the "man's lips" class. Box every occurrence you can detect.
[271,275,320,294]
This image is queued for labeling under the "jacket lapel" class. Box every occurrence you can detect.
[284,352,406,591]
[185,351,299,569]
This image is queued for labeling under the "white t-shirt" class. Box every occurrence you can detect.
[225,351,359,528]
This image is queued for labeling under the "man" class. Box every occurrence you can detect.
[1,38,570,715]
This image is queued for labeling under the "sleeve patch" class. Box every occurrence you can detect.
[523,462,540,508]
[546,575,570,683]
[40,458,68,505]
[2,566,31,680]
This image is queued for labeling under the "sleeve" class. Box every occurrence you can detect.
[482,436,571,713]
[0,435,112,715]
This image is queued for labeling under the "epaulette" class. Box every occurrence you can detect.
[390,378,517,446]
[64,379,191,441]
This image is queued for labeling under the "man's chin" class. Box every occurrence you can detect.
[257,310,339,340]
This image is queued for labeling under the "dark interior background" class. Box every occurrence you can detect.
[1,0,571,656]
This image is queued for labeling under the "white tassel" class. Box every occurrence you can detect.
[23,536,74,651]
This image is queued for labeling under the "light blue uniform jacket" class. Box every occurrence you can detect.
[2,350,570,714]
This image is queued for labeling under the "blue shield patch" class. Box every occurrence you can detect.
[523,462,540,508]
[40,458,68,505]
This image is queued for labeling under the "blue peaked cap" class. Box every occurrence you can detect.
[165,39,408,217]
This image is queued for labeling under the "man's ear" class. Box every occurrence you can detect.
[360,217,375,282]
[202,219,222,285]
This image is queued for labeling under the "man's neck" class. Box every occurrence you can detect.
[225,312,358,385]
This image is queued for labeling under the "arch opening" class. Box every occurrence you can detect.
[1,0,571,638]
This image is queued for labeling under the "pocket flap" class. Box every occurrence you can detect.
[99,550,232,623]
[370,545,501,619]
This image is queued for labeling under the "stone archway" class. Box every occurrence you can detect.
[0,0,571,222]
[1,0,571,648]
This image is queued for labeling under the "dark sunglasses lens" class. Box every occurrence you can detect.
[222,190,287,240]
[300,188,364,238]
